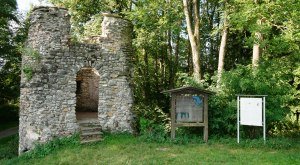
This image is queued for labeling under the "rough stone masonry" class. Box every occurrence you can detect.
[19,6,135,154]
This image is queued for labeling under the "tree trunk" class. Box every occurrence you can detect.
[217,4,228,86]
[252,1,263,67]
[252,30,261,67]
[183,0,201,81]
[167,30,174,88]
[217,26,228,86]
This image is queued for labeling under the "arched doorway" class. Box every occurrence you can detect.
[75,67,100,121]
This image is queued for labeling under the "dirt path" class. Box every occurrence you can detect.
[0,127,18,139]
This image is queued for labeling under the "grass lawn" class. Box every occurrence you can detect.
[1,134,299,165]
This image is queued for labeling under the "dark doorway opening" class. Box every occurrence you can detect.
[75,67,100,120]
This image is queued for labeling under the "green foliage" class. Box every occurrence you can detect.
[209,58,295,137]
[270,120,300,138]
[133,103,170,137]
[133,104,169,124]
[0,0,28,106]
[22,134,80,159]
[49,0,131,40]
[0,61,20,104]
[0,0,18,60]
[21,47,41,81]
[21,47,41,61]
[138,117,169,143]
[22,66,33,80]
[0,135,18,160]
[176,72,209,89]
[0,0,18,23]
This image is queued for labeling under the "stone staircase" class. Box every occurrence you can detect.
[78,119,103,143]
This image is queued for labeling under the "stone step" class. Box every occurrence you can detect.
[78,119,103,144]
[77,119,99,124]
[81,131,103,137]
[80,132,102,142]
[78,122,101,127]
[80,126,101,134]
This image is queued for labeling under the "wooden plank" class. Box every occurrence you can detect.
[171,94,176,139]
[175,123,205,127]
[203,94,208,142]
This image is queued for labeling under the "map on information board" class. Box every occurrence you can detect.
[175,96,203,122]
[240,98,263,126]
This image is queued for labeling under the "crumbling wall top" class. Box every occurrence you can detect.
[31,6,68,12]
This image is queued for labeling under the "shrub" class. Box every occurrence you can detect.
[22,134,80,159]
[208,58,295,137]
[133,103,170,141]
[270,120,300,138]
[0,135,18,160]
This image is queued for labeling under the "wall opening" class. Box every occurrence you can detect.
[75,67,100,120]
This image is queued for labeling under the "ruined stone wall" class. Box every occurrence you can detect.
[19,7,134,154]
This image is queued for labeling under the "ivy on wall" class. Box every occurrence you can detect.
[21,47,41,81]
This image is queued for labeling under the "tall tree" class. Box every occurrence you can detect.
[183,0,201,81]
[252,0,262,67]
[217,1,228,86]
[0,0,20,104]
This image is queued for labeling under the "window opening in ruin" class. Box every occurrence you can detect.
[75,67,100,120]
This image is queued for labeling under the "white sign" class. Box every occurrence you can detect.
[237,95,266,144]
[240,98,263,126]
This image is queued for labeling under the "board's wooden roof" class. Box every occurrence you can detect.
[162,86,213,95]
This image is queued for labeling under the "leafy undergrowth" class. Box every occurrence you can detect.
[0,135,18,160]
[1,134,300,165]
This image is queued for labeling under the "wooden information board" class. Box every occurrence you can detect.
[163,87,213,142]
[175,96,203,123]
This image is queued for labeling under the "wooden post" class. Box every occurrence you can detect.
[203,94,208,142]
[171,94,176,139]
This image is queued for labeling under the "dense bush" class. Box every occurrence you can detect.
[133,103,170,138]
[208,58,296,137]
[0,135,18,159]
[270,120,300,138]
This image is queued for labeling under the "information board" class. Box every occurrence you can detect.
[240,98,263,126]
[237,95,266,144]
[175,96,203,122]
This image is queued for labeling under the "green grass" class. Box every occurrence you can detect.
[1,134,300,165]
[0,135,18,160]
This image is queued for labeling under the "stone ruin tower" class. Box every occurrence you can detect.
[19,7,134,153]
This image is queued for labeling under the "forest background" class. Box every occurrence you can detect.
[0,0,299,138]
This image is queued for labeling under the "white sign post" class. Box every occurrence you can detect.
[237,95,267,143]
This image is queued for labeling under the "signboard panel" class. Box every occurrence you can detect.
[240,97,263,126]
[175,96,203,122]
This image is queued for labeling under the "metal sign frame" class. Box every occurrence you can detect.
[237,95,267,143]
